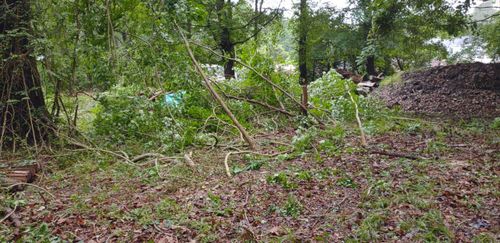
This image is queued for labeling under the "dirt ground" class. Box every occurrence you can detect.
[375,63,500,118]
[2,118,499,242]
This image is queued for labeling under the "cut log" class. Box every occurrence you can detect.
[0,160,40,189]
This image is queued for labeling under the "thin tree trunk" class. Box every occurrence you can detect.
[395,57,404,71]
[216,0,236,79]
[70,0,81,96]
[106,0,116,69]
[0,0,52,152]
[298,0,309,115]
[366,55,376,76]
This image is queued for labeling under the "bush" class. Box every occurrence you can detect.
[92,85,199,153]
[309,69,383,122]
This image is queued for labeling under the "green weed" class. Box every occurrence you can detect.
[267,172,298,190]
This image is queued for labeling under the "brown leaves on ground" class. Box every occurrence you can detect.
[1,123,499,242]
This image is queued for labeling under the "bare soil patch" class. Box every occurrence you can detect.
[375,63,500,118]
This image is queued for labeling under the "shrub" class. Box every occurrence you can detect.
[92,85,199,153]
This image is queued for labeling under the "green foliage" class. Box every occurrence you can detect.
[267,172,297,190]
[416,210,453,241]
[92,85,192,152]
[91,84,245,153]
[20,223,62,243]
[232,156,266,175]
[478,16,500,61]
[309,69,384,122]
[380,72,403,86]
[281,195,302,218]
[337,176,357,188]
[490,117,500,130]
[291,126,317,153]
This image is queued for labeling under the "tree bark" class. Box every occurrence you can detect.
[366,55,376,76]
[0,0,52,151]
[395,57,404,71]
[298,0,309,115]
[216,0,236,79]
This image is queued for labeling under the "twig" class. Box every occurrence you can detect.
[0,204,18,224]
[184,152,196,168]
[131,153,179,163]
[4,182,55,198]
[369,149,429,160]
[224,94,294,116]
[345,82,367,147]
[224,151,237,177]
[68,139,138,166]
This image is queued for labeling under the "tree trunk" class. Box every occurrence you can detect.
[395,57,404,71]
[366,55,376,76]
[0,0,52,151]
[222,35,235,79]
[298,0,308,115]
[216,0,236,79]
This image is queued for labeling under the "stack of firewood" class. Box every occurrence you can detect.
[0,160,39,187]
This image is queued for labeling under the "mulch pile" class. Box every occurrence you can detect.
[375,62,500,118]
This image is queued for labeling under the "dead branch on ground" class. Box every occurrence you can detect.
[175,22,256,150]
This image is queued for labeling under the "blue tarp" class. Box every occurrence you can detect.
[163,91,185,106]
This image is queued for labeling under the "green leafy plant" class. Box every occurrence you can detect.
[267,172,297,190]
[281,195,303,218]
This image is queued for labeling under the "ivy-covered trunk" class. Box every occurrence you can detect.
[0,0,52,150]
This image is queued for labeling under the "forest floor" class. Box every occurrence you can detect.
[1,115,498,242]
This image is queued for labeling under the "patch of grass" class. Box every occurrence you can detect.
[69,194,91,213]
[232,157,266,175]
[425,140,449,154]
[19,223,61,242]
[380,72,403,86]
[473,232,496,243]
[490,117,500,130]
[125,206,154,226]
[156,198,182,221]
[267,172,298,190]
[415,210,453,242]
[349,212,387,242]
[206,192,233,216]
[281,195,303,218]
[337,176,357,188]
[295,170,313,181]
[189,219,218,242]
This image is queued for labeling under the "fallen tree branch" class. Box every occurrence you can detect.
[184,152,196,168]
[0,205,17,224]
[210,80,294,117]
[345,82,367,147]
[175,22,257,150]
[68,140,138,166]
[130,153,180,163]
[369,149,429,160]
[4,182,56,198]
[225,94,294,116]
[0,205,19,226]
[190,41,325,126]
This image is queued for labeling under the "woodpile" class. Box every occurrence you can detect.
[0,160,40,189]
[335,68,384,95]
